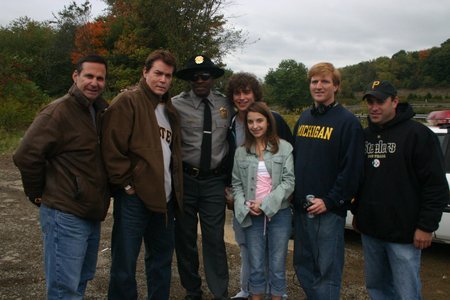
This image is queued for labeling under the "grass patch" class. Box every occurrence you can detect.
[0,129,23,155]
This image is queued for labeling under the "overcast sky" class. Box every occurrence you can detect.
[1,0,449,79]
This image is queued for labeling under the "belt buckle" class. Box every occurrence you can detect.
[191,167,200,178]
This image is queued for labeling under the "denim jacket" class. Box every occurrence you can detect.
[232,139,295,227]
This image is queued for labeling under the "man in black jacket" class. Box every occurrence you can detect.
[354,80,448,300]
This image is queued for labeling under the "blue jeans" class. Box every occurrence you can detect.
[293,210,345,300]
[40,204,100,300]
[232,214,288,300]
[244,207,292,297]
[361,234,422,300]
[232,214,250,298]
[108,191,174,300]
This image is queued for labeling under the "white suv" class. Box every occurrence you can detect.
[423,111,450,243]
[346,111,450,244]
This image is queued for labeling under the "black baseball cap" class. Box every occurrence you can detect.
[363,80,397,101]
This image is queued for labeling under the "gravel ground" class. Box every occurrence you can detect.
[1,155,449,299]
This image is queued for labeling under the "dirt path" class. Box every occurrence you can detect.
[1,155,449,299]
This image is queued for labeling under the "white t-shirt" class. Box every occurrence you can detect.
[155,103,172,202]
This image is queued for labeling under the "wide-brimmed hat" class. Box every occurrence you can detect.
[363,80,397,101]
[176,55,224,81]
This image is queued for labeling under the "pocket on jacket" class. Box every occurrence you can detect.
[237,160,250,169]
[72,175,98,203]
[272,156,284,170]
[74,176,82,200]
[272,156,284,164]
[215,119,228,129]
[181,119,202,128]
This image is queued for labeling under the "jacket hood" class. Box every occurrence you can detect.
[368,102,415,132]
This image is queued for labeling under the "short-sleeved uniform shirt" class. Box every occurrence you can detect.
[172,90,233,169]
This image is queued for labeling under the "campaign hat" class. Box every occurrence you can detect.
[176,55,224,81]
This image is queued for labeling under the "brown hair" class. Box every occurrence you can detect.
[76,54,108,73]
[144,49,177,74]
[244,102,279,154]
[226,72,263,103]
[308,62,341,95]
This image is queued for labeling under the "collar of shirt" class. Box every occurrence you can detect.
[188,90,216,110]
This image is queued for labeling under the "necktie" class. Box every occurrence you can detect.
[200,98,212,172]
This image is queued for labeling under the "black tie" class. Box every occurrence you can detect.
[200,98,212,172]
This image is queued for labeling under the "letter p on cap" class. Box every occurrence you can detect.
[371,81,380,90]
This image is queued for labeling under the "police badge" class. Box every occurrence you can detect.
[194,56,204,64]
[219,106,228,119]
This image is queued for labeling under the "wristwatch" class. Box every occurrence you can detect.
[34,197,42,204]
[124,185,133,191]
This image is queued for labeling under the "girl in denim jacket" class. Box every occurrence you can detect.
[232,102,295,300]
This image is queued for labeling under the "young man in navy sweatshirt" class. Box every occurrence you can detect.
[292,62,364,300]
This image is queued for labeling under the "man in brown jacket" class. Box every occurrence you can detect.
[101,49,183,300]
[13,54,110,299]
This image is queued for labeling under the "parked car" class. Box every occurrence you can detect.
[346,110,450,244]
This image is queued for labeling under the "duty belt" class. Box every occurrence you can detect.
[182,162,223,179]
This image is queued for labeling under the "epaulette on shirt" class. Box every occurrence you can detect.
[212,90,226,97]
[172,91,190,100]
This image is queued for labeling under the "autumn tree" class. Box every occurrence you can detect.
[103,0,247,93]
[45,0,95,95]
[72,20,109,63]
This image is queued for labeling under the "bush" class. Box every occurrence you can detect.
[407,93,418,100]
[0,81,50,131]
[0,128,23,155]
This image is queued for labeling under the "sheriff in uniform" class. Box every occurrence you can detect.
[172,55,233,300]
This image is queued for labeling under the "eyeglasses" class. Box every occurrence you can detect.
[366,97,388,105]
[191,73,212,82]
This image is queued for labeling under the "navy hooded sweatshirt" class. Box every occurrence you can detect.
[355,103,448,243]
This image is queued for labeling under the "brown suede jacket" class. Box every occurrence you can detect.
[101,78,183,213]
[13,84,111,221]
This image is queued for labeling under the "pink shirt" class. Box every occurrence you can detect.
[255,161,272,202]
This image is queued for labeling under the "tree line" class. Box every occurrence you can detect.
[264,40,450,110]
[0,0,246,129]
[1,0,449,131]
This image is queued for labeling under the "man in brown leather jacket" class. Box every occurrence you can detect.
[101,49,183,300]
[13,54,110,299]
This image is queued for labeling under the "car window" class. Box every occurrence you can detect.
[435,132,450,173]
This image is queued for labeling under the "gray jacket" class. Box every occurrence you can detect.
[232,139,295,227]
